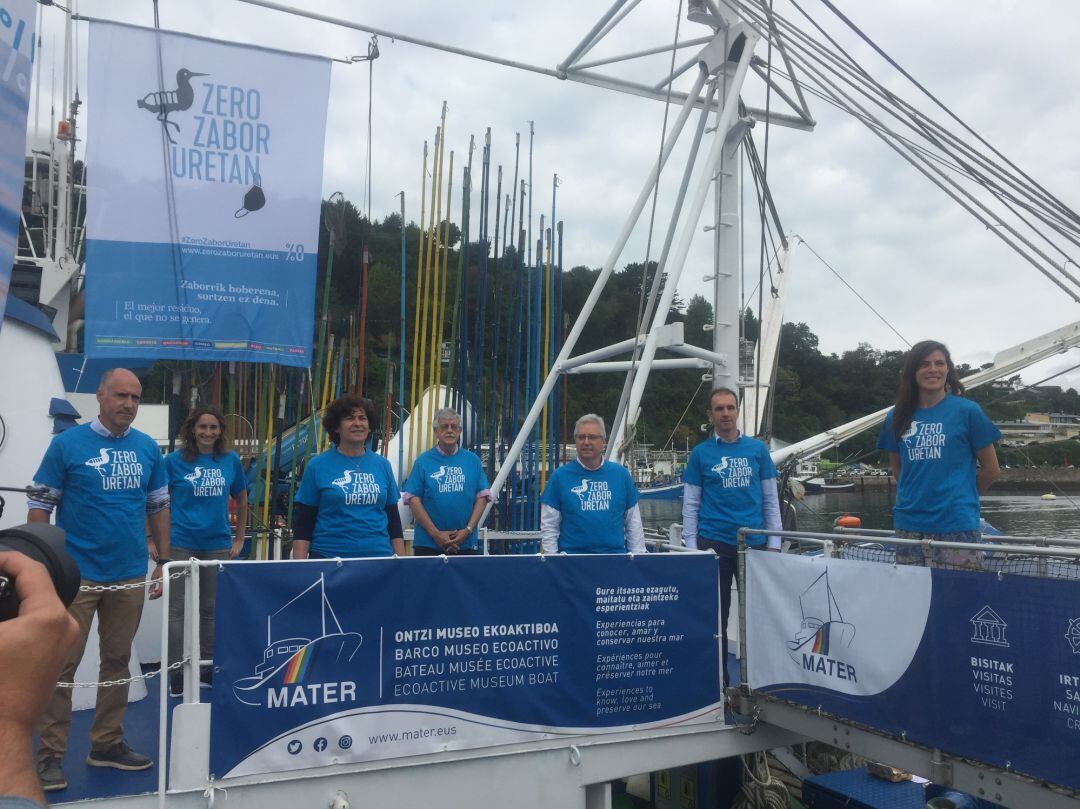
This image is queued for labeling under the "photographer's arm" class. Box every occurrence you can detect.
[0,553,78,806]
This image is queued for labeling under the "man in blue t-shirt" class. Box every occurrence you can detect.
[682,388,781,686]
[403,408,491,556]
[27,369,170,791]
[540,414,645,554]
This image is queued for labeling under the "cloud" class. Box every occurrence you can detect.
[35,0,1080,390]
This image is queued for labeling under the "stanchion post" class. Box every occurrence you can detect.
[737,528,748,693]
[184,558,200,702]
[158,563,172,800]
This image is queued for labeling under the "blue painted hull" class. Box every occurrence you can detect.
[639,482,683,500]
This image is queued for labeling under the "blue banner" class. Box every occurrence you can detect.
[746,553,1080,791]
[84,22,329,366]
[210,554,721,778]
[0,1,36,331]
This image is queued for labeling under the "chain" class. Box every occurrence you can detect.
[736,702,762,736]
[56,658,190,689]
[79,568,188,592]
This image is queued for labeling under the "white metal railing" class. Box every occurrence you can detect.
[156,546,728,806]
[730,526,1080,808]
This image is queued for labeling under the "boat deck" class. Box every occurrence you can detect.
[47,667,172,805]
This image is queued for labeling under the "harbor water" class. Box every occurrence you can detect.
[639,489,1080,541]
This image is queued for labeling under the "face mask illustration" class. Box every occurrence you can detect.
[235,173,266,218]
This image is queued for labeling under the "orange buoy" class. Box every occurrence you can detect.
[835,515,862,528]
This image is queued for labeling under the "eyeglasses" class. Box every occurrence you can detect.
[575,434,604,442]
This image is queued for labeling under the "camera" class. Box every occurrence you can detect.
[0,523,81,621]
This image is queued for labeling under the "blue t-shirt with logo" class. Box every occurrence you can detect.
[403,446,489,550]
[33,422,167,581]
[165,450,247,551]
[877,394,1001,533]
[684,434,776,547]
[541,460,640,553]
[295,447,400,557]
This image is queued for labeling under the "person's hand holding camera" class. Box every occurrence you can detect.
[0,552,79,804]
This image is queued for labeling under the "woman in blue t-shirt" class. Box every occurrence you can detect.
[165,406,249,695]
[876,340,1001,567]
[291,396,404,559]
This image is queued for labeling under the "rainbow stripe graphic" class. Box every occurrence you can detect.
[811,625,830,655]
[282,644,317,684]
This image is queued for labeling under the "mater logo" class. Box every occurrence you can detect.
[787,569,857,682]
[233,574,361,709]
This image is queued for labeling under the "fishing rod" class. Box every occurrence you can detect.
[446,139,472,418]
[511,219,527,530]
[540,221,552,492]
[397,191,407,482]
[472,131,492,450]
[407,141,429,474]
[496,138,522,520]
[557,219,567,464]
[415,119,442,463]
[486,179,509,481]
[434,149,454,415]
[532,220,545,524]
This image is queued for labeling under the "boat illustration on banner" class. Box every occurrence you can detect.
[232,573,362,706]
[787,568,856,657]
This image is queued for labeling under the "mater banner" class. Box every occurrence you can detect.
[85,21,329,366]
[0,0,36,331]
[210,554,721,778]
[746,552,1080,791]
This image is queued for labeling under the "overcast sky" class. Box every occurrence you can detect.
[32,0,1080,391]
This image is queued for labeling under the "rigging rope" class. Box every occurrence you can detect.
[722,0,1080,300]
[800,240,911,347]
[661,377,707,451]
[812,0,1080,232]
[731,752,789,809]
[777,0,1080,254]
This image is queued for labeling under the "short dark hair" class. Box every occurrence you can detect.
[179,406,228,461]
[709,387,739,408]
[324,396,377,445]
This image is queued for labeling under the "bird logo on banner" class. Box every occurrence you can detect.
[136,67,207,143]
